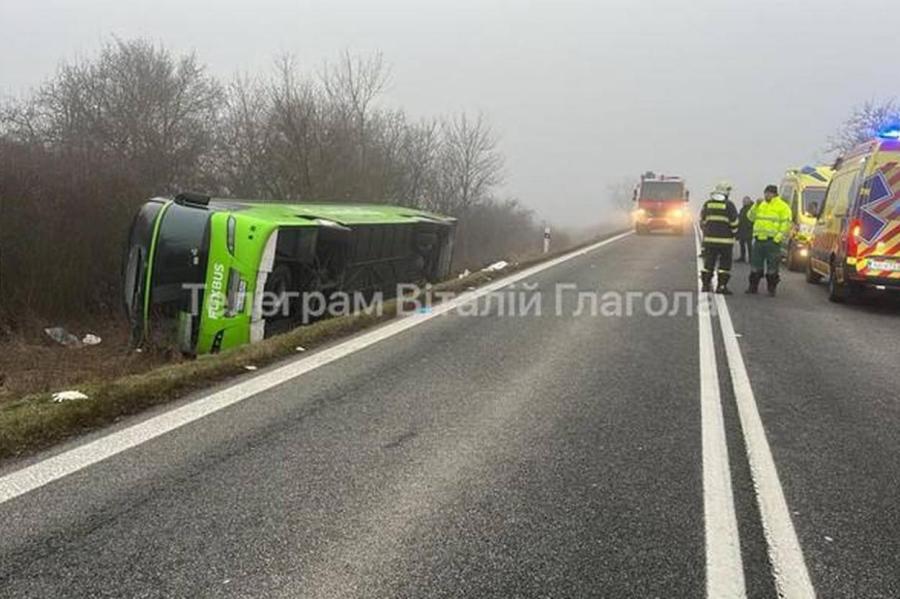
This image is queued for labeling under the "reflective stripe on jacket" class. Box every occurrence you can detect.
[700,197,739,245]
[748,197,792,242]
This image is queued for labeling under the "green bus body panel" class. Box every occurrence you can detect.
[195,212,279,354]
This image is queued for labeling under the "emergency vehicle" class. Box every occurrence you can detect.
[780,165,833,270]
[807,129,900,301]
[632,172,690,235]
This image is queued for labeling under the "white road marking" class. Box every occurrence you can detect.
[0,231,633,506]
[694,231,747,598]
[714,293,816,598]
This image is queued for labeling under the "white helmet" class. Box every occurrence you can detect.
[714,181,733,196]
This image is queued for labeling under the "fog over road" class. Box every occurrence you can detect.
[1,233,898,598]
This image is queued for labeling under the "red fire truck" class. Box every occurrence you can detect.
[632,172,690,235]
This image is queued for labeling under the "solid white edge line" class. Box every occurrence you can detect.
[0,231,634,506]
[714,293,816,599]
[694,229,747,599]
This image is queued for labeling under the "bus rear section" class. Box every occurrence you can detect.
[632,175,690,235]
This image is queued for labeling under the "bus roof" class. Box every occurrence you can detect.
[174,198,457,227]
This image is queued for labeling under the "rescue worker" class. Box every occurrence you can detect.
[736,196,754,262]
[700,188,739,294]
[746,184,792,296]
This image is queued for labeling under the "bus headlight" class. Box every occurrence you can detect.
[227,216,237,255]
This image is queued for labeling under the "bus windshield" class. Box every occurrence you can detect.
[151,202,211,307]
[640,181,684,201]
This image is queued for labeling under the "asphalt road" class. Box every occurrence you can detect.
[1,232,897,598]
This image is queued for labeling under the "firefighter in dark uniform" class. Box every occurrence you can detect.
[700,188,740,294]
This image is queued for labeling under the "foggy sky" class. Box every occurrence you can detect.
[2,0,898,226]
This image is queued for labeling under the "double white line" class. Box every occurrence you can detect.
[695,231,815,598]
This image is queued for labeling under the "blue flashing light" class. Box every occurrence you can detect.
[877,128,900,139]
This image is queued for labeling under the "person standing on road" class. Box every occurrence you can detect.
[700,188,739,294]
[746,185,792,296]
[736,196,753,262]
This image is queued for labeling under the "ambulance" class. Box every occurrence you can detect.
[807,129,900,301]
[632,172,690,235]
[779,165,833,270]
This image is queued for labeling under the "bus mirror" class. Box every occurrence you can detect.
[632,189,638,202]
[684,190,690,202]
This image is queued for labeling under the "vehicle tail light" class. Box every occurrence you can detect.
[847,218,862,258]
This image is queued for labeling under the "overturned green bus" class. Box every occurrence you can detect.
[123,194,456,354]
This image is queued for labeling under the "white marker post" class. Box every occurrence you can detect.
[543,226,551,254]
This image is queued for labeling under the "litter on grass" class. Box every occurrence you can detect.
[44,327,82,348]
[81,334,102,346]
[52,390,89,403]
[481,261,510,272]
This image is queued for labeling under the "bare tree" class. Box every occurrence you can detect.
[319,51,390,197]
[430,112,505,215]
[397,119,441,206]
[1,38,222,192]
[320,50,389,129]
[214,74,282,198]
[827,98,900,155]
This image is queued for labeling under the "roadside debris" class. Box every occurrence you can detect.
[81,333,102,346]
[44,327,83,348]
[52,390,89,403]
[482,260,510,272]
[44,328,102,348]
[457,269,471,279]
[243,365,258,371]
[295,346,306,352]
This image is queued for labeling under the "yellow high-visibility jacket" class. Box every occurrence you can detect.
[748,197,792,243]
